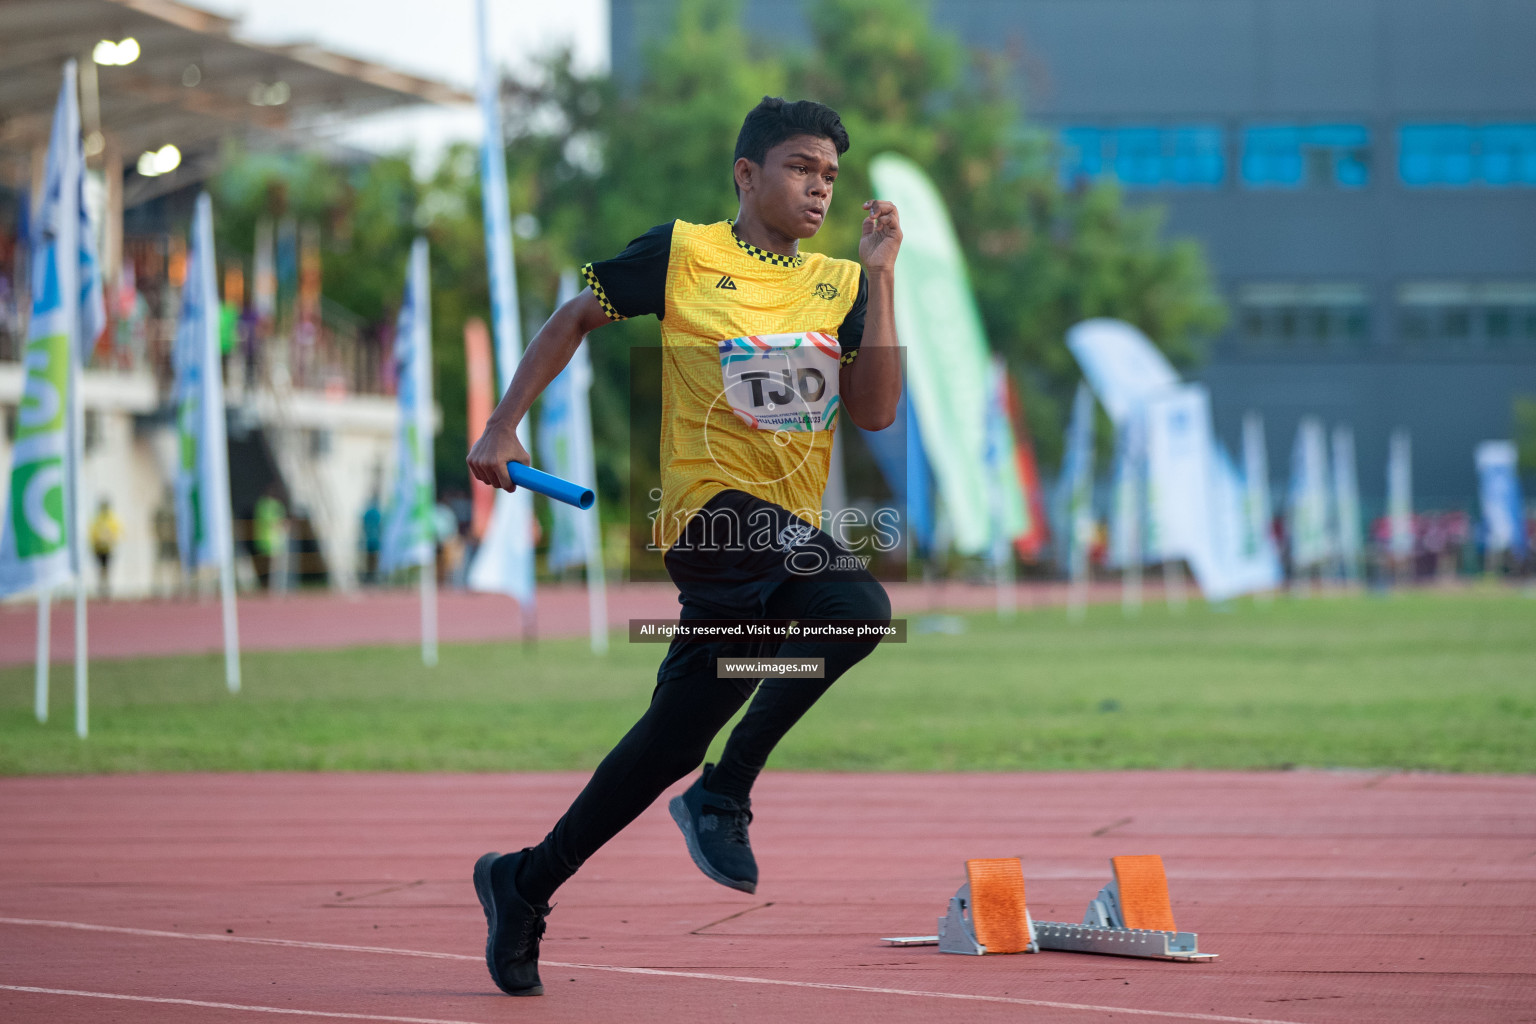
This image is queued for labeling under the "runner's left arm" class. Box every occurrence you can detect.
[840,199,902,431]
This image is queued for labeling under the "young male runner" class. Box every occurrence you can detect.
[465,96,903,997]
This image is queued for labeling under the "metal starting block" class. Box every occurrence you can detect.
[1036,855,1216,961]
[884,857,1037,955]
[883,854,1216,962]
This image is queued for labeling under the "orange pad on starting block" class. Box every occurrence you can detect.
[1111,854,1177,932]
[964,857,1032,954]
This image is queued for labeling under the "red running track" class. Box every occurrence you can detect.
[2,770,1532,1023]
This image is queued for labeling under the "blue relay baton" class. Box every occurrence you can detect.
[506,462,595,510]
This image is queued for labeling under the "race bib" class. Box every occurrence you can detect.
[718,332,843,432]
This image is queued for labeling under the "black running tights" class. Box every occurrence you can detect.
[515,572,890,905]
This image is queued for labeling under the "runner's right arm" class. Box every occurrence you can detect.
[466,290,611,493]
[469,223,672,492]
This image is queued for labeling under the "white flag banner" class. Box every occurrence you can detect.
[1145,385,1210,567]
[1387,428,1413,559]
[170,192,242,692]
[1476,440,1528,558]
[1288,416,1333,571]
[1066,319,1180,427]
[1145,384,1279,601]
[1331,425,1363,579]
[466,0,535,609]
[537,273,588,575]
[982,355,1031,550]
[173,193,234,572]
[535,270,608,652]
[1107,406,1151,568]
[537,366,583,573]
[1,62,101,598]
[1208,442,1283,598]
[1241,412,1272,561]
[1053,381,1096,572]
[379,238,436,576]
[870,153,1003,555]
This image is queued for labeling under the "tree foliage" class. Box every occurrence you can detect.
[212,0,1225,500]
[505,0,1224,467]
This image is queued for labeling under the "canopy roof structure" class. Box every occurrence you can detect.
[0,0,469,204]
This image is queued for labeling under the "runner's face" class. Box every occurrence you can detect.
[745,135,838,239]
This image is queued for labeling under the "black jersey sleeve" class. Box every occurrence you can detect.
[580,222,673,321]
[835,268,868,364]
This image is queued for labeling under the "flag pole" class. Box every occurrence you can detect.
[548,269,608,655]
[414,238,438,668]
[194,193,242,693]
[3,63,94,729]
[573,341,608,654]
[1163,560,1188,614]
[584,529,608,653]
[985,358,1017,621]
[1242,411,1274,605]
[466,0,537,629]
[421,561,439,666]
[1122,447,1142,618]
[35,592,50,722]
[59,60,88,739]
[220,558,241,690]
[1065,383,1094,623]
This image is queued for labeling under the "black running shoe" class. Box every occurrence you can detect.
[472,850,550,996]
[668,765,758,894]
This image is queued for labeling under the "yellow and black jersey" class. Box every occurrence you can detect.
[583,219,867,550]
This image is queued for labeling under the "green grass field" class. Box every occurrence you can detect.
[2,589,1532,775]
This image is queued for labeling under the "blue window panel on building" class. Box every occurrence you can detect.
[1400,125,1476,186]
[1243,127,1304,186]
[1059,126,1224,187]
[1480,125,1536,186]
[1115,127,1164,185]
[1242,125,1369,188]
[1167,127,1225,185]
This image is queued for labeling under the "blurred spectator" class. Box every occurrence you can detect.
[153,489,180,597]
[239,305,260,394]
[433,500,461,586]
[1422,514,1449,579]
[0,270,16,360]
[1445,511,1472,576]
[448,492,476,586]
[1088,519,1108,570]
[219,299,239,384]
[253,489,289,591]
[360,494,382,584]
[110,267,148,371]
[90,499,123,599]
[1528,509,1536,570]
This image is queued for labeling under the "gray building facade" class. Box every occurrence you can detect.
[611,0,1536,508]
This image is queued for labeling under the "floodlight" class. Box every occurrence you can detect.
[136,144,181,177]
[93,37,140,66]
[248,81,292,107]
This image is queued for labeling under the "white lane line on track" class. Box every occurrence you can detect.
[0,985,493,1024]
[0,915,1305,1024]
